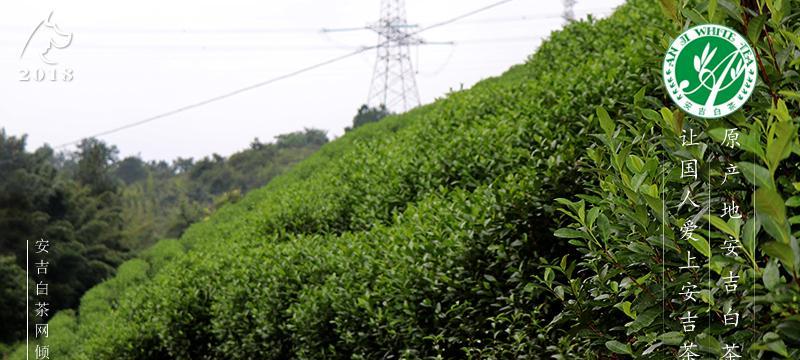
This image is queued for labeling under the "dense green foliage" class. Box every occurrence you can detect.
[113,128,328,248]
[9,0,800,358]
[0,255,27,343]
[0,133,128,344]
[345,104,392,132]
[12,1,663,357]
[0,129,326,350]
[550,1,800,358]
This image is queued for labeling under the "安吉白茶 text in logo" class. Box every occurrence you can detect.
[663,24,757,118]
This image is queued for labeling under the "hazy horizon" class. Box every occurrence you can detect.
[0,0,624,162]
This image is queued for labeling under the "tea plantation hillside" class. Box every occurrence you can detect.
[14,0,800,358]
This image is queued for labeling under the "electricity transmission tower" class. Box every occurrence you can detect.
[323,0,450,113]
[563,0,577,21]
[366,0,422,112]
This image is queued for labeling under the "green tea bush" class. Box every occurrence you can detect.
[549,1,800,358]
[13,0,799,358]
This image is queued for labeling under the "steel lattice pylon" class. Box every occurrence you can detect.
[366,0,421,113]
[563,0,577,21]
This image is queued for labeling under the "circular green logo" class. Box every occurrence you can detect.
[663,24,757,118]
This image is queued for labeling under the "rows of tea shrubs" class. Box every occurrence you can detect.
[15,0,799,358]
[14,0,663,358]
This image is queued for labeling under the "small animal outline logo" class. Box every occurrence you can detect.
[20,11,74,65]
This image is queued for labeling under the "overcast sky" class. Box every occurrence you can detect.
[0,0,625,161]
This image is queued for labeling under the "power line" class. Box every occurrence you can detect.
[412,0,515,35]
[1,8,602,37]
[0,24,323,34]
[455,35,545,44]
[54,0,518,149]
[75,43,370,52]
[452,8,614,25]
[54,48,371,149]
[366,0,423,112]
[326,0,518,112]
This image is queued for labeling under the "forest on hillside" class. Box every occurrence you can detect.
[0,128,331,348]
[0,103,389,355]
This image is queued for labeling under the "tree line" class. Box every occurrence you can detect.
[0,127,331,346]
[0,104,389,350]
